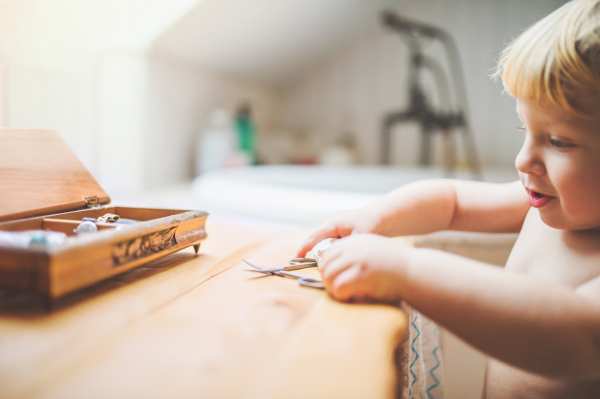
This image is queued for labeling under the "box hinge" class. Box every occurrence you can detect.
[85,196,102,209]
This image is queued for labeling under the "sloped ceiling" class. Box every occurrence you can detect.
[152,0,399,88]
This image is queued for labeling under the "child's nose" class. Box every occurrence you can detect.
[515,139,545,176]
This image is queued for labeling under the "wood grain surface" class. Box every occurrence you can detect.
[0,219,406,399]
[0,128,110,222]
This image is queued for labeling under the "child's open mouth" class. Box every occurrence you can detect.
[529,191,552,208]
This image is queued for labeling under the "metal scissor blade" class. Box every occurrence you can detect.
[245,269,276,275]
[242,259,315,272]
[243,259,324,290]
[242,259,286,273]
[243,259,271,271]
[277,270,322,282]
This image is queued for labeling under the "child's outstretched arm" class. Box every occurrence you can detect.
[321,235,600,380]
[297,179,529,257]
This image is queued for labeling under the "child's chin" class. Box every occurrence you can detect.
[538,215,565,229]
[537,207,569,229]
[539,210,600,231]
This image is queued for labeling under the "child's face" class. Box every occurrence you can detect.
[515,97,600,231]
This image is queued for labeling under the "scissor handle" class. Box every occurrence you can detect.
[289,258,317,266]
[298,279,325,290]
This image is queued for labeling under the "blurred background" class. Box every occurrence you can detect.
[1,0,567,193]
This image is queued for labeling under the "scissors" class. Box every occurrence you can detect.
[243,259,325,290]
[244,257,317,273]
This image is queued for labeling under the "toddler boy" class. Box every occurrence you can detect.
[297,1,600,397]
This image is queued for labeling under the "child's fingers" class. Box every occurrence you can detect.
[318,239,342,266]
[330,266,368,302]
[320,251,351,287]
[295,227,338,257]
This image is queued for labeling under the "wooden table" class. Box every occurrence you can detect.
[0,219,407,399]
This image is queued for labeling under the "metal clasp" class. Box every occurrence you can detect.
[85,196,101,209]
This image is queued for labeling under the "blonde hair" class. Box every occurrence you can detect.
[495,0,600,115]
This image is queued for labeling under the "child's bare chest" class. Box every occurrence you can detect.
[487,210,600,398]
[505,209,600,287]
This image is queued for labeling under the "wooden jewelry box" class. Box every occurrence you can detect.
[0,128,208,302]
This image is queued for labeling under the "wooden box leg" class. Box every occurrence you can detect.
[193,244,201,254]
[41,294,55,312]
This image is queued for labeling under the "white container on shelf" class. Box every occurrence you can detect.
[196,109,250,176]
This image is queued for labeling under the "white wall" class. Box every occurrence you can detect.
[278,0,568,169]
[0,51,281,192]
[0,61,96,168]
[0,0,281,192]
[94,51,281,192]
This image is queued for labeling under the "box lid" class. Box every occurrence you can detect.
[0,128,110,222]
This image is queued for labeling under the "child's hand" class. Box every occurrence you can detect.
[320,234,411,303]
[295,209,381,257]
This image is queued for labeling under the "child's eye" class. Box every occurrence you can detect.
[549,137,571,149]
[515,125,527,132]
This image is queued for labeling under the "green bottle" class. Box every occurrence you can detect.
[235,104,256,165]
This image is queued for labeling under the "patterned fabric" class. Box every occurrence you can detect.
[308,237,445,398]
[401,308,445,399]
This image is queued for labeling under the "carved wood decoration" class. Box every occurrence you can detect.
[112,227,178,266]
